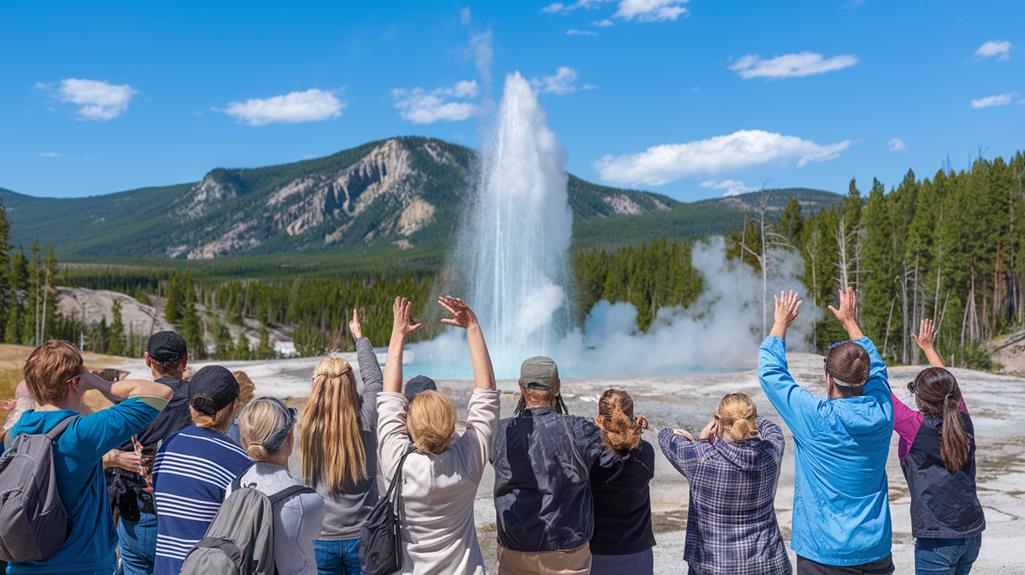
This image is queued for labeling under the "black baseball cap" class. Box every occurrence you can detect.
[404,375,437,402]
[147,331,187,363]
[188,366,239,415]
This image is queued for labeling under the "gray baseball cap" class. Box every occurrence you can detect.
[518,356,560,393]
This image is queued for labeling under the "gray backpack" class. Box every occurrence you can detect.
[0,415,77,562]
[180,471,313,575]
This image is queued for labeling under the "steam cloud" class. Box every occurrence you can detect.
[412,236,817,378]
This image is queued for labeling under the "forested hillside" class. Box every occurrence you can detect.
[730,152,1025,368]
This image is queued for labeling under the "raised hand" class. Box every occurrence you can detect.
[827,287,864,340]
[391,297,423,339]
[438,296,478,330]
[349,308,364,340]
[827,287,858,326]
[769,290,802,339]
[912,318,945,367]
[911,318,936,351]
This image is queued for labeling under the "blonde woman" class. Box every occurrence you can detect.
[590,389,656,575]
[230,397,326,575]
[377,296,499,575]
[658,393,790,575]
[301,309,383,575]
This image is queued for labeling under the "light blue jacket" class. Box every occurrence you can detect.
[758,335,894,566]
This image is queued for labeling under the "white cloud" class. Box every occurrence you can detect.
[701,179,754,197]
[38,78,137,121]
[970,93,1014,109]
[566,28,599,36]
[530,67,592,95]
[541,0,609,13]
[975,40,1012,60]
[392,80,479,124]
[223,89,344,125]
[888,137,906,151]
[594,129,851,186]
[592,18,615,27]
[730,52,858,79]
[614,0,688,21]
[36,151,62,158]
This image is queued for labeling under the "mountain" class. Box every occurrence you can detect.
[0,136,841,263]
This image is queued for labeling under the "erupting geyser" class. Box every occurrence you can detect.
[458,72,573,367]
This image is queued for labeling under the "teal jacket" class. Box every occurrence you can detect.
[758,336,894,566]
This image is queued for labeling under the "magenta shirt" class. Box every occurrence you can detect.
[891,393,968,459]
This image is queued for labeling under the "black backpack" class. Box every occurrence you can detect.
[360,448,414,575]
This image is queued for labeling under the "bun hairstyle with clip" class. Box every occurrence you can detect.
[596,389,648,452]
[715,393,759,442]
[239,398,295,461]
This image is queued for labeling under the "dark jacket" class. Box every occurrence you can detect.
[107,375,192,517]
[898,409,985,539]
[589,438,656,556]
[492,407,619,552]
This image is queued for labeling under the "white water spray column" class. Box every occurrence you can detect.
[462,72,573,367]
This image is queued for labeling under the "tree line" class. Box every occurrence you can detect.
[729,151,1025,368]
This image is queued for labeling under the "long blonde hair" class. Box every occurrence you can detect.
[239,398,289,461]
[408,390,456,454]
[301,357,367,490]
[716,393,759,442]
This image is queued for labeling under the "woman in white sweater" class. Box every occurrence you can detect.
[377,296,500,575]
[231,397,326,575]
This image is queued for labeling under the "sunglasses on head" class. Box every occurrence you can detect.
[260,397,298,453]
[907,380,918,395]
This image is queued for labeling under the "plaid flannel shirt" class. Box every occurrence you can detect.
[659,418,792,575]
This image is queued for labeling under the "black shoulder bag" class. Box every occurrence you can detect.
[359,446,415,575]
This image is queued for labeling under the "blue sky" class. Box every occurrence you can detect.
[2,0,1023,200]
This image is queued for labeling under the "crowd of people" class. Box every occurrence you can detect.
[0,288,985,575]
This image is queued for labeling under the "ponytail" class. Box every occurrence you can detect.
[912,367,971,473]
[716,393,759,442]
[940,392,970,473]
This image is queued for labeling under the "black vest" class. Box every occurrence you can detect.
[900,412,986,538]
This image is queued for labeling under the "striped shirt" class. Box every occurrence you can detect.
[152,425,251,574]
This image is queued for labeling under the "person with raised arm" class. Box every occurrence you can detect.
[7,340,173,575]
[658,391,791,575]
[895,319,985,574]
[377,296,499,575]
[759,288,895,575]
[301,308,385,575]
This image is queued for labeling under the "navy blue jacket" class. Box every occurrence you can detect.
[492,407,618,552]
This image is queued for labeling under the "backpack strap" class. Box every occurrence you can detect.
[44,415,79,441]
[267,484,315,506]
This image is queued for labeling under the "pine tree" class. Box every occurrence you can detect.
[180,278,204,359]
[165,274,183,323]
[0,195,10,338]
[255,326,274,359]
[108,300,127,356]
[776,196,804,246]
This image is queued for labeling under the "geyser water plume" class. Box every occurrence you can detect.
[456,71,573,368]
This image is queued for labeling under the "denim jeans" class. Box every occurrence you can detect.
[915,535,982,575]
[116,512,158,575]
[314,538,363,575]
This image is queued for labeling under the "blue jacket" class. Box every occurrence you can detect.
[758,336,894,566]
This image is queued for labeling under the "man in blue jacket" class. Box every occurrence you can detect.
[759,288,895,575]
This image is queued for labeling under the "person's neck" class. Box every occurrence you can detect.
[525,402,554,411]
[264,451,290,468]
[152,370,184,381]
[35,395,83,412]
